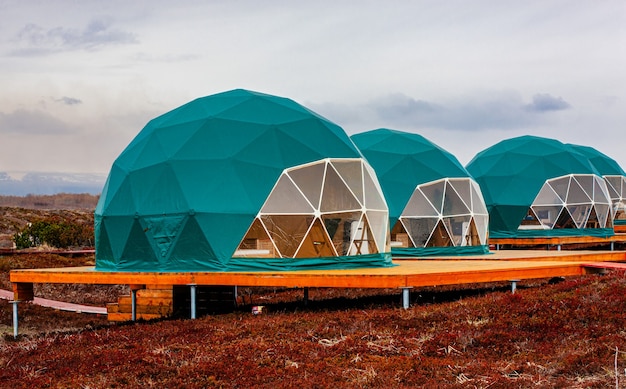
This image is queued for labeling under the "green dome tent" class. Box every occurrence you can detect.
[351,129,489,257]
[466,135,613,238]
[568,144,626,224]
[95,89,392,272]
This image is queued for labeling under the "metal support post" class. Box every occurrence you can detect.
[190,285,197,319]
[131,289,137,321]
[12,301,19,339]
[303,287,309,306]
[402,288,412,309]
[510,279,520,294]
[611,241,615,251]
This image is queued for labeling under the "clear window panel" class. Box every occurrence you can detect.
[593,176,611,204]
[296,218,336,258]
[565,178,591,204]
[573,175,594,197]
[420,180,446,214]
[463,218,481,246]
[365,210,389,253]
[347,215,378,255]
[321,211,363,256]
[402,187,439,217]
[442,182,471,217]
[531,205,564,229]
[553,207,577,229]
[448,179,472,211]
[604,176,622,200]
[260,215,313,258]
[594,203,611,228]
[361,168,387,211]
[534,183,563,206]
[288,162,326,210]
[331,160,364,204]
[585,207,600,228]
[261,174,315,214]
[566,204,591,228]
[548,176,570,201]
[234,218,277,258]
[320,164,361,212]
[401,217,438,247]
[427,220,453,247]
[442,215,472,246]
[470,181,489,215]
[473,214,489,245]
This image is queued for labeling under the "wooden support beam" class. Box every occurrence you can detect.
[12,283,34,301]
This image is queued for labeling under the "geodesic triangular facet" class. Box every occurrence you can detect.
[403,187,439,217]
[401,217,438,247]
[442,182,471,217]
[420,180,446,214]
[261,174,315,214]
[321,164,361,212]
[296,218,336,258]
[332,160,364,205]
[288,162,326,210]
[261,215,313,258]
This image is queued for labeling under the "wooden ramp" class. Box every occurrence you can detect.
[8,250,626,324]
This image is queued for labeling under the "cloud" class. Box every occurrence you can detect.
[313,91,573,134]
[55,96,82,105]
[0,109,73,134]
[10,18,137,56]
[525,93,571,112]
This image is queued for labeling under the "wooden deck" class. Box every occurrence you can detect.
[7,249,626,332]
[10,250,626,292]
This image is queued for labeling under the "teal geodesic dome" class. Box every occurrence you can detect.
[466,135,614,238]
[351,129,489,256]
[95,89,392,272]
[568,144,626,224]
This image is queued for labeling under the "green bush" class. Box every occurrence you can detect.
[13,217,94,249]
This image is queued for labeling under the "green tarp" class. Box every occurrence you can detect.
[95,89,393,272]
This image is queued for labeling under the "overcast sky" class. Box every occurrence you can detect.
[1,0,625,176]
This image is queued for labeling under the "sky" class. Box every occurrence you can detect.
[0,0,625,178]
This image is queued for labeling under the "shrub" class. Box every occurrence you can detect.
[12,217,94,249]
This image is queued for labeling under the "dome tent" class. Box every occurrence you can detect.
[466,135,613,238]
[95,89,392,272]
[568,144,626,224]
[351,129,489,257]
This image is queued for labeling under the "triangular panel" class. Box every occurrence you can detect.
[362,167,387,210]
[322,212,363,256]
[296,218,336,258]
[332,160,364,205]
[420,180,446,214]
[402,187,439,217]
[261,215,312,258]
[401,217,439,247]
[442,182,471,217]
[234,218,277,258]
[320,164,361,212]
[288,161,326,210]
[261,174,315,214]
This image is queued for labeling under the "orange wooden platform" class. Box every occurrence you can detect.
[7,250,626,335]
[10,250,626,295]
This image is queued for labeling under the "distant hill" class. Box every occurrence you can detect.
[0,172,106,196]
